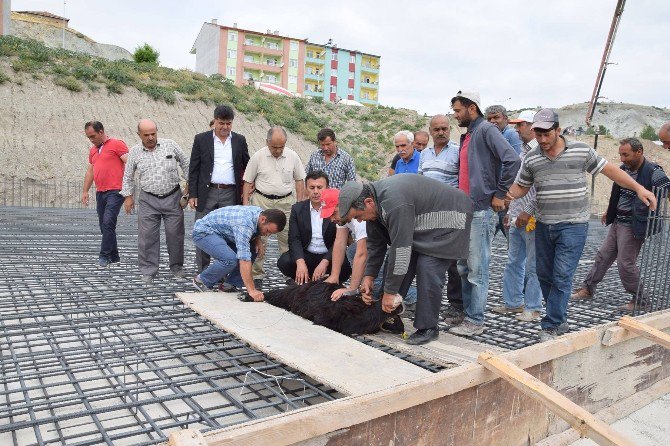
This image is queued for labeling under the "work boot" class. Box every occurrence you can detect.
[618,299,650,312]
[539,322,570,342]
[441,306,465,325]
[449,320,485,337]
[516,310,541,322]
[406,327,440,345]
[570,288,592,300]
[491,304,524,315]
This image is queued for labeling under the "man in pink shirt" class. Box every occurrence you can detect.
[82,121,129,267]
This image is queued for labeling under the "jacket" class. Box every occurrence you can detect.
[287,200,338,262]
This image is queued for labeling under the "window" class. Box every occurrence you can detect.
[330,85,337,93]
[364,77,370,83]
[227,67,236,76]
[289,58,298,68]
[348,72,354,80]
[266,58,277,66]
[331,71,337,78]
[290,41,298,51]
[227,49,237,59]
[243,72,253,80]
[229,33,237,41]
[350,55,355,63]
[306,50,314,58]
[331,53,337,61]
[289,75,297,84]
[361,92,369,99]
[348,88,354,95]
[267,42,279,49]
[266,74,277,83]
[244,55,254,63]
[306,67,313,75]
[305,84,313,92]
[245,38,254,45]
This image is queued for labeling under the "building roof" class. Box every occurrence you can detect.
[217,23,307,43]
[304,41,380,59]
[14,11,69,22]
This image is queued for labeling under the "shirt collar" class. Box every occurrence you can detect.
[142,141,160,152]
[213,131,231,145]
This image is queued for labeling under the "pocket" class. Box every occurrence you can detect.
[281,169,293,184]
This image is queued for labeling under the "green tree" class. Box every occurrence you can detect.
[133,43,160,65]
[640,124,658,141]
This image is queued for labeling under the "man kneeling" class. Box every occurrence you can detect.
[192,206,286,301]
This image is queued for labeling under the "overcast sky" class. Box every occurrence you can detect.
[11,0,670,115]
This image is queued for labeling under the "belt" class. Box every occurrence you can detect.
[143,185,180,199]
[209,183,235,189]
[256,190,292,200]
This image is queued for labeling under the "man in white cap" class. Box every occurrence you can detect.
[448,91,520,336]
[492,110,542,322]
[506,109,657,341]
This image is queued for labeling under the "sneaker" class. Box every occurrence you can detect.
[140,275,154,285]
[406,327,440,345]
[491,304,525,315]
[193,276,212,292]
[449,320,485,337]
[172,269,186,279]
[98,257,111,268]
[556,322,570,335]
[441,307,465,325]
[570,288,592,300]
[539,328,557,342]
[516,310,541,322]
[218,282,239,292]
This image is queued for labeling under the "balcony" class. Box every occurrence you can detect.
[243,42,283,57]
[305,72,323,81]
[359,97,378,106]
[242,60,282,73]
[361,81,379,90]
[304,89,324,97]
[360,64,379,74]
[306,56,325,65]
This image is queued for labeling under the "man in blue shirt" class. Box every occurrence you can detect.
[191,206,286,301]
[485,105,523,154]
[391,131,420,174]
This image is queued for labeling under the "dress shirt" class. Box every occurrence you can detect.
[305,148,356,190]
[306,205,328,254]
[121,139,189,196]
[211,132,235,184]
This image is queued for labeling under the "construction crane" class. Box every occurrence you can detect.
[585,0,627,127]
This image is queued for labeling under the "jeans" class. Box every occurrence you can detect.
[346,243,417,305]
[535,221,588,329]
[458,208,495,325]
[193,233,256,289]
[95,190,124,262]
[502,226,543,311]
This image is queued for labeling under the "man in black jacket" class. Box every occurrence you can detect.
[189,105,250,272]
[277,171,351,284]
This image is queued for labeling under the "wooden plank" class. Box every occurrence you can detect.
[168,429,207,446]
[617,315,670,349]
[477,351,635,446]
[602,309,670,346]
[176,292,431,396]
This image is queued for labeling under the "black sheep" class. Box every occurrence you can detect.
[262,280,404,336]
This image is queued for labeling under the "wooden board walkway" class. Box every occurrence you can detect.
[176,292,432,396]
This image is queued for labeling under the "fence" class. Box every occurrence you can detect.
[0,176,97,209]
[634,187,670,315]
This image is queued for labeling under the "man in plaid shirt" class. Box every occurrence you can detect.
[191,206,286,301]
[305,128,356,190]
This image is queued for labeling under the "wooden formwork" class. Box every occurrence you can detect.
[165,302,670,446]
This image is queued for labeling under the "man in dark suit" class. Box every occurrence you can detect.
[277,171,352,284]
[189,104,250,272]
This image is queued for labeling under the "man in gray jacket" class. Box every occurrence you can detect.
[338,175,473,345]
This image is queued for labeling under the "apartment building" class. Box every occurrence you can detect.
[191,20,380,106]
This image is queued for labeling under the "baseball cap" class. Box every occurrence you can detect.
[531,108,560,130]
[453,90,483,115]
[509,110,536,124]
[320,188,340,218]
[337,181,364,218]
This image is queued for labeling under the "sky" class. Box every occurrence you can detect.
[10,0,670,115]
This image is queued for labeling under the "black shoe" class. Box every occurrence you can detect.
[406,327,440,345]
[441,307,465,326]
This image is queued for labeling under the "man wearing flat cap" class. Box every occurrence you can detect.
[506,109,657,342]
[338,175,473,345]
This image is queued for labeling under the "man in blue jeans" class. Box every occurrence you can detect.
[191,206,286,301]
[507,109,657,341]
[449,91,520,337]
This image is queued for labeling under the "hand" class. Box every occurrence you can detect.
[123,196,134,214]
[312,260,328,281]
[381,293,397,313]
[255,238,265,259]
[515,212,531,229]
[81,191,89,207]
[601,212,607,225]
[360,276,374,305]
[638,189,657,211]
[324,275,339,285]
[188,197,198,210]
[491,196,506,212]
[503,214,510,230]
[295,261,310,285]
[331,287,352,301]
[248,289,265,302]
